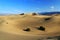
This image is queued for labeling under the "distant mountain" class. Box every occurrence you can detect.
[0,13,16,16]
[38,12,60,15]
[0,14,7,16]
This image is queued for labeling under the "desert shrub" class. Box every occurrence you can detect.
[44,17,51,21]
[37,26,45,31]
[32,13,37,15]
[23,28,30,32]
[20,13,24,15]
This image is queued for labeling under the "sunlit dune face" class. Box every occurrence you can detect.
[0,14,60,36]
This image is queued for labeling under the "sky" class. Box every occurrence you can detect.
[0,0,60,14]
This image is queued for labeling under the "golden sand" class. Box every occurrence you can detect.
[0,13,60,40]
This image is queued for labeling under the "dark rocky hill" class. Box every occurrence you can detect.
[38,12,60,15]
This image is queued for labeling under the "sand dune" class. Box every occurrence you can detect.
[0,13,60,40]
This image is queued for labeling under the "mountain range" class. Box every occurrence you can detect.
[38,11,60,15]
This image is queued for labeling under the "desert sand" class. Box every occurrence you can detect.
[0,13,60,40]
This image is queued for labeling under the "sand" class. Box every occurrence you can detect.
[0,13,60,40]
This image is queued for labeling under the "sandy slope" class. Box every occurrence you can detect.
[0,14,60,40]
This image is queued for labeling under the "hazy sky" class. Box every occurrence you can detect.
[0,0,60,14]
